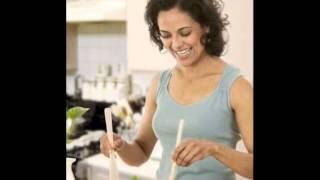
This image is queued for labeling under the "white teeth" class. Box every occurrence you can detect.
[177,49,188,54]
[176,48,191,57]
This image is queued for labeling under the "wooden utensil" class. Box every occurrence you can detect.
[168,119,185,180]
[104,108,120,180]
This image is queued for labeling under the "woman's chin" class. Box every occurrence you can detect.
[176,59,194,67]
[175,55,191,62]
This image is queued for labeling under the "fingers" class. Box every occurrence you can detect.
[181,146,201,166]
[175,144,200,166]
[172,139,191,161]
[100,133,126,157]
[100,144,109,157]
[100,134,111,156]
[172,139,210,167]
[175,145,192,165]
[113,138,126,152]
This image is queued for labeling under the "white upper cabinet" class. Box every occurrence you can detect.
[67,0,127,23]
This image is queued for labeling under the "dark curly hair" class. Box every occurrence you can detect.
[144,0,229,57]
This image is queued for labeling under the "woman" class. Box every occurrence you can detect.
[100,0,253,179]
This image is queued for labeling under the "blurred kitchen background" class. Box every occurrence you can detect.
[66,0,253,180]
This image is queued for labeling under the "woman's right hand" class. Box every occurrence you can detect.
[100,133,127,157]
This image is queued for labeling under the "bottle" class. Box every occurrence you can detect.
[74,74,83,99]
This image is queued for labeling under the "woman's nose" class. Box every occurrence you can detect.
[171,35,183,50]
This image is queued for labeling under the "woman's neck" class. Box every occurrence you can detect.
[175,56,225,80]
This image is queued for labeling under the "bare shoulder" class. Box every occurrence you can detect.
[148,73,161,94]
[145,72,162,103]
[230,77,253,108]
[231,77,252,93]
[150,73,161,89]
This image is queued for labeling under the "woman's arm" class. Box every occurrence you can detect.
[213,77,253,178]
[101,74,160,166]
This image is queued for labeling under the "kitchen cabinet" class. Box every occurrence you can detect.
[66,0,127,74]
[73,141,162,180]
[66,158,76,180]
[77,153,159,180]
[67,24,78,72]
[67,0,126,23]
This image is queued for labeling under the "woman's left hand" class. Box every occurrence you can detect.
[172,139,219,167]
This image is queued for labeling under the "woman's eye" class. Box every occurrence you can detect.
[180,31,191,37]
[160,34,170,39]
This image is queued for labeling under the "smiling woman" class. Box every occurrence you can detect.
[146,0,229,59]
[101,0,253,180]
[157,9,206,65]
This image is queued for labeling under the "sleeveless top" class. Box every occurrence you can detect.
[152,64,242,180]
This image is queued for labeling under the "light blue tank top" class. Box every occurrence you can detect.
[152,64,242,180]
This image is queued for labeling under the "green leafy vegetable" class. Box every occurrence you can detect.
[66,106,89,144]
[131,176,139,180]
[67,106,89,120]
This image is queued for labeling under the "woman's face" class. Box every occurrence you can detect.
[157,7,208,66]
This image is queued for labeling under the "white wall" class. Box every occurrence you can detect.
[127,0,174,72]
[223,0,253,83]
